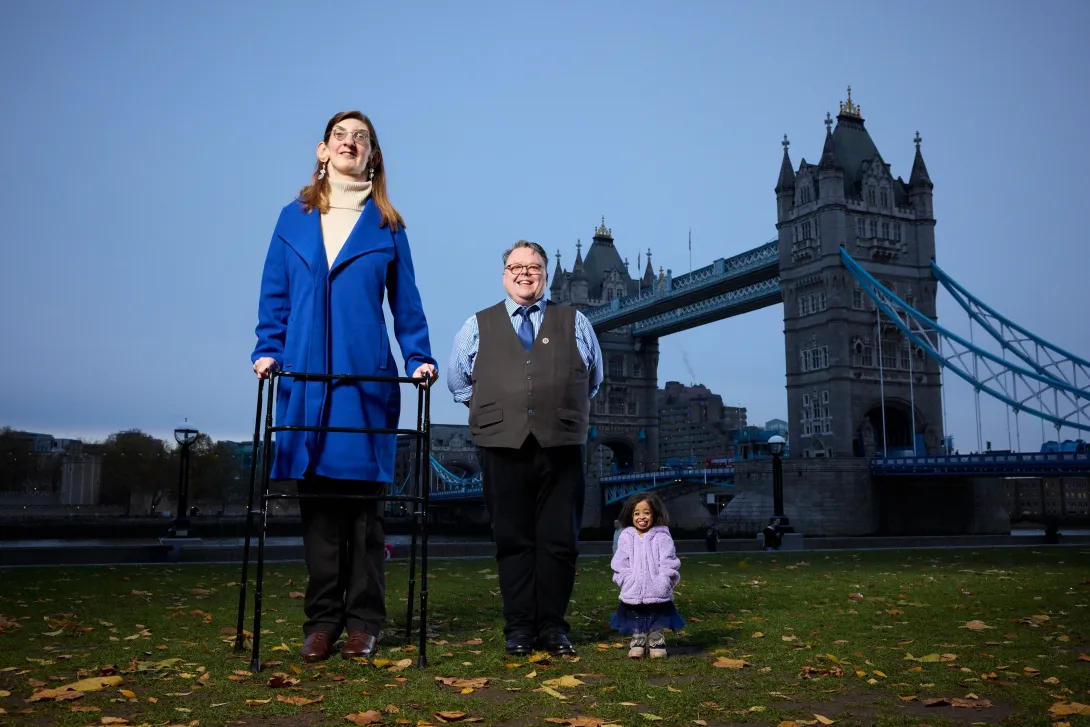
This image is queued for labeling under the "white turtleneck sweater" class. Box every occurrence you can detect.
[321,179,373,268]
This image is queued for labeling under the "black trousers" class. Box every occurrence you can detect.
[479,436,585,638]
[297,476,386,639]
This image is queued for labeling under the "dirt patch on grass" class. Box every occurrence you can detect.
[895,693,1015,723]
[772,688,881,726]
[772,687,1015,725]
[487,705,569,727]
[646,673,707,687]
[230,713,326,727]
[452,684,523,706]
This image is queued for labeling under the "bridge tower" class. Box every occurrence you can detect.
[776,88,943,459]
[551,218,661,528]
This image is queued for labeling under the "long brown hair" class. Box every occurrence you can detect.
[297,110,405,231]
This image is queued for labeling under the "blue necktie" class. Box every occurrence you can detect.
[516,305,537,352]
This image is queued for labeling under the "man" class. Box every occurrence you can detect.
[763,518,782,551]
[448,240,603,656]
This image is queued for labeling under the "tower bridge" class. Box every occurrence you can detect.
[402,88,1089,535]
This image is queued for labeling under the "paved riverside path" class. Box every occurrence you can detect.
[1,530,1088,567]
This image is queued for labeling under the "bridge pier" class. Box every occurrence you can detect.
[720,458,878,536]
[876,476,1010,535]
[719,458,1015,537]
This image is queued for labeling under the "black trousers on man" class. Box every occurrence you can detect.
[297,476,386,639]
[479,436,585,639]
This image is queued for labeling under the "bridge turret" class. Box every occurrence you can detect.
[908,131,934,220]
[569,239,589,306]
[549,248,566,302]
[642,248,654,289]
[775,134,795,223]
[817,113,845,206]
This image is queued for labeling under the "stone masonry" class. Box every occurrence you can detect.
[724,458,878,536]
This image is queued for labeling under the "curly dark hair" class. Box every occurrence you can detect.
[618,491,670,529]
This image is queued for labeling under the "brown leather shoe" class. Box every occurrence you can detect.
[299,631,335,663]
[341,631,378,659]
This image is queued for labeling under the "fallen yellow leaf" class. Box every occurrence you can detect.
[541,675,585,688]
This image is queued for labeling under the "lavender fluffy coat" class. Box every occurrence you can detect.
[610,525,681,604]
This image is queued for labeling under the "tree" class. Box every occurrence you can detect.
[190,438,246,514]
[99,430,172,516]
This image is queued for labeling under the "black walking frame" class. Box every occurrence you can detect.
[233,369,433,672]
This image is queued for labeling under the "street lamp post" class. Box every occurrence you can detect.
[766,435,792,530]
[170,418,199,538]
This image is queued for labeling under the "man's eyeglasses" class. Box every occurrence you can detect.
[505,264,544,277]
[331,127,370,143]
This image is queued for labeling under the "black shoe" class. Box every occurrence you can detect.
[505,632,533,656]
[540,632,576,656]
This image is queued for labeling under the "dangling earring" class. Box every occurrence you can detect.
[368,167,375,180]
[317,163,326,181]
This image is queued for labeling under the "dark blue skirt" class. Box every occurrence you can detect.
[610,600,686,635]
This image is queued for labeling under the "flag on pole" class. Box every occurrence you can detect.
[688,226,692,272]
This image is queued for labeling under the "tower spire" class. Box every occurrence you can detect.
[818,112,841,171]
[909,130,933,189]
[775,134,796,193]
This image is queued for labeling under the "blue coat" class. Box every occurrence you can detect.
[251,199,436,483]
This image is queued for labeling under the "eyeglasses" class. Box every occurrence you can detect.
[331,127,370,144]
[505,264,544,277]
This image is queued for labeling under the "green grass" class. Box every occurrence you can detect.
[1,547,1089,727]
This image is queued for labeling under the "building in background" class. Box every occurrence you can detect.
[657,381,747,465]
[765,418,789,438]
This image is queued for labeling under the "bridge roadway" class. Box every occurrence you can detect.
[872,451,1090,476]
[583,240,780,334]
[423,453,1090,505]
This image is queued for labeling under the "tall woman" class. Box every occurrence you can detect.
[252,111,437,662]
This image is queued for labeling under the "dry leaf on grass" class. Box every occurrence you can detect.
[27,689,85,703]
[435,676,488,689]
[345,710,384,725]
[960,620,994,631]
[60,676,123,693]
[267,673,300,688]
[713,657,750,669]
[541,675,585,688]
[387,658,413,673]
[276,694,323,706]
[434,711,483,723]
[1049,702,1090,717]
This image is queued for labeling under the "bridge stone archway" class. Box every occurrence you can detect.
[589,437,641,478]
[856,398,936,457]
[584,431,653,529]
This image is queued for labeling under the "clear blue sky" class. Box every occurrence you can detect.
[1,0,1087,452]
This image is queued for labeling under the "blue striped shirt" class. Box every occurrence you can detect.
[447,297,604,404]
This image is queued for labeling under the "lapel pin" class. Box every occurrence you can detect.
[542,338,550,344]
